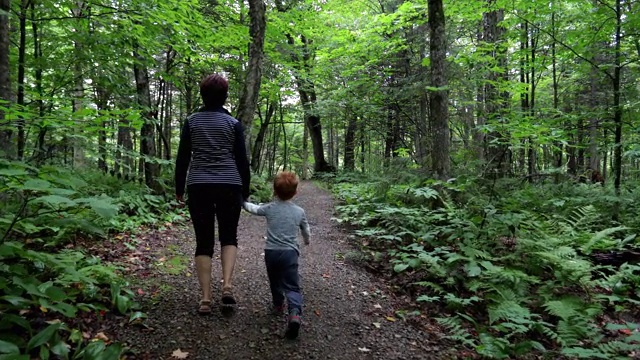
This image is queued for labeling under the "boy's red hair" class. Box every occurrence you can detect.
[273,171,298,200]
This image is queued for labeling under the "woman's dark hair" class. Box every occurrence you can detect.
[200,74,229,108]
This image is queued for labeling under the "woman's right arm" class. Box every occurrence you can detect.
[174,121,192,198]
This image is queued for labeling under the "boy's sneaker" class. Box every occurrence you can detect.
[285,309,301,339]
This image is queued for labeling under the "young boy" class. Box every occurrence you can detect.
[243,171,310,339]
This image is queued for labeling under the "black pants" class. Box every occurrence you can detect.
[187,184,242,257]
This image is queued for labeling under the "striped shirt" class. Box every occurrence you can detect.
[175,107,250,198]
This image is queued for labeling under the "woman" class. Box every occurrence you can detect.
[175,73,250,314]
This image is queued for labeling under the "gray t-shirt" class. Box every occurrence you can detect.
[243,199,311,254]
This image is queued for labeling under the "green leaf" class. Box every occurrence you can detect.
[1,295,31,307]
[26,323,61,351]
[101,343,124,360]
[22,179,52,192]
[0,168,29,176]
[115,294,131,314]
[0,340,19,355]
[34,195,77,207]
[0,314,31,331]
[50,340,70,358]
[393,263,409,273]
[44,286,67,302]
[80,340,106,360]
[39,345,49,360]
[129,311,147,323]
[0,355,29,360]
[77,197,119,219]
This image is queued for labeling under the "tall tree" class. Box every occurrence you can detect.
[482,1,510,176]
[236,0,267,156]
[133,46,161,193]
[0,0,12,158]
[428,0,450,179]
[275,0,333,173]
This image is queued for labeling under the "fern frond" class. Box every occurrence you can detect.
[435,316,476,347]
[487,300,533,325]
[542,297,583,321]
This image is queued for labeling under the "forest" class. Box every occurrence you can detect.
[1,0,639,358]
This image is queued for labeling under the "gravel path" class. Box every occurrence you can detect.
[114,181,445,359]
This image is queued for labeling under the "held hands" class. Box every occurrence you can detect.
[175,194,185,208]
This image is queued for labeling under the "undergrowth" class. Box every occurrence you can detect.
[329,170,640,359]
[0,160,183,359]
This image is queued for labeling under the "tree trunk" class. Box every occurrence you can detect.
[163,82,172,160]
[482,2,509,176]
[71,1,86,168]
[0,0,13,158]
[32,1,47,163]
[236,0,266,156]
[302,118,309,179]
[428,0,450,179]
[95,85,109,172]
[296,41,332,173]
[133,47,161,193]
[612,0,622,198]
[343,109,357,171]
[16,0,27,160]
[251,100,274,173]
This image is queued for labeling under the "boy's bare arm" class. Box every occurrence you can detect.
[300,211,311,245]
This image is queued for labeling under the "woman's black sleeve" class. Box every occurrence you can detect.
[175,121,192,197]
[233,121,251,200]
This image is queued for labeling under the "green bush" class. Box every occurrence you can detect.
[331,173,640,359]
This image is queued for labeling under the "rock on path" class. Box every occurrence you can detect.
[114,181,444,359]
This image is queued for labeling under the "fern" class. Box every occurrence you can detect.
[580,226,627,254]
[487,300,534,325]
[435,316,476,347]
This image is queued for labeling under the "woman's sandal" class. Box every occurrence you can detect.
[221,287,237,305]
[220,287,236,317]
[198,300,212,315]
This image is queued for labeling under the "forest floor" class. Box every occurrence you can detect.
[106,181,456,360]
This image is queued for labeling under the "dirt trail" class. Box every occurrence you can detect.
[114,181,445,359]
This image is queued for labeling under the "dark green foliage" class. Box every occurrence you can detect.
[0,160,188,358]
[329,171,640,359]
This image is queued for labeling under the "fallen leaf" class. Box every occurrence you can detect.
[322,273,331,278]
[39,306,48,313]
[186,272,192,277]
[386,316,396,322]
[358,347,371,352]
[348,290,353,296]
[362,291,369,296]
[172,349,189,359]
[19,309,30,315]
[314,310,321,316]
[137,288,145,295]
[93,332,109,342]
[373,303,382,309]
[619,329,632,335]
[82,332,91,339]
[372,322,381,329]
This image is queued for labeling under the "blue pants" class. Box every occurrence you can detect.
[264,249,302,314]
